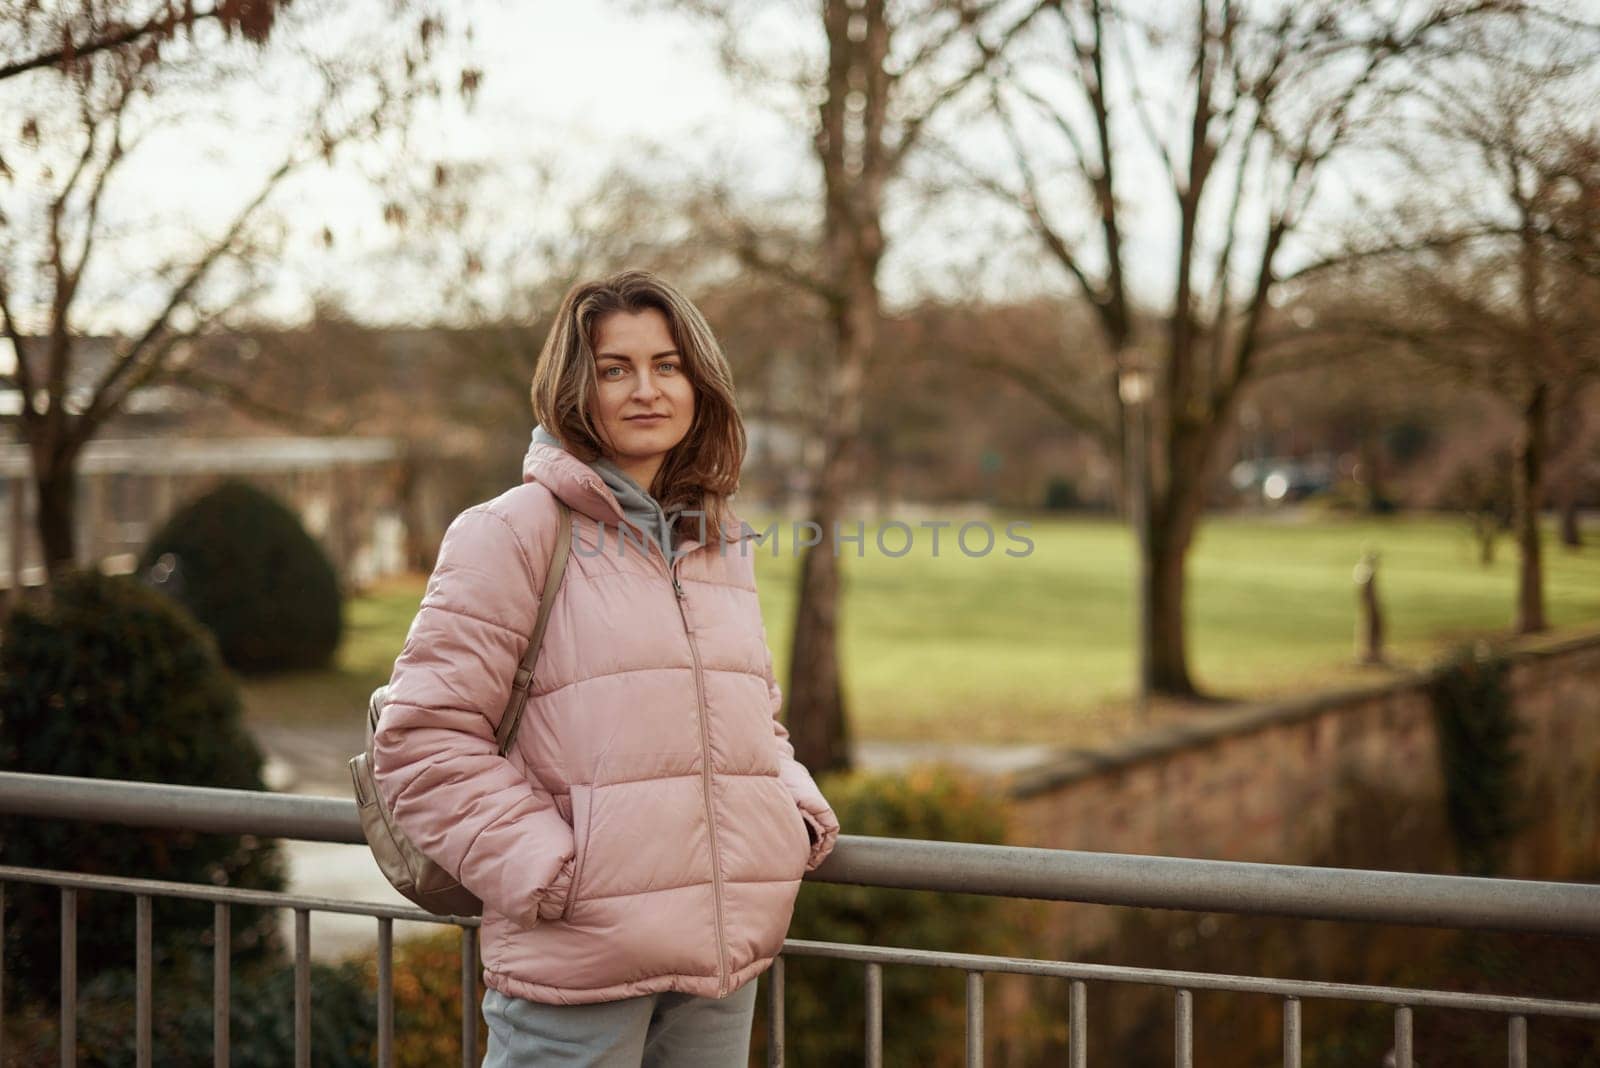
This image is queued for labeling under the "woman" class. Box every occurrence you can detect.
[372,269,840,1066]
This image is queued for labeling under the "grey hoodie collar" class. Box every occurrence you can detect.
[529,425,675,559]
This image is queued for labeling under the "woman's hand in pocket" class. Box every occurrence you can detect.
[797,806,838,871]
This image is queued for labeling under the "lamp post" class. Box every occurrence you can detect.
[1118,350,1154,725]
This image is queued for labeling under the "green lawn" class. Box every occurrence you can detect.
[241,513,1600,746]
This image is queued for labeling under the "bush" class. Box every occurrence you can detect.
[1429,642,1525,876]
[356,928,487,1067]
[762,766,1023,1067]
[1309,478,1398,516]
[139,479,343,674]
[0,570,286,1003]
[5,958,375,1067]
[1042,477,1083,512]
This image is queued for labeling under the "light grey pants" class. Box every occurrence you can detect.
[481,981,759,1068]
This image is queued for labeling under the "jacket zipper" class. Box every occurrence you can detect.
[670,559,729,997]
[622,512,729,997]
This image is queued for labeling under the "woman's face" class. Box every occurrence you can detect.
[589,307,696,491]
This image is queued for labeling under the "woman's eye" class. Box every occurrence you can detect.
[603,366,626,378]
[658,362,681,374]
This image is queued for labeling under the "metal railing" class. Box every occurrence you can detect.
[2,770,1599,1066]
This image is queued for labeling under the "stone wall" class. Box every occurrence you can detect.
[988,631,1600,1065]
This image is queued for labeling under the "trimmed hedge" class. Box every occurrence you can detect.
[139,479,343,674]
[0,570,286,1002]
[3,959,375,1067]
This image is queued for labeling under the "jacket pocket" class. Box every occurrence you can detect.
[563,784,594,921]
[791,801,813,861]
[772,784,812,879]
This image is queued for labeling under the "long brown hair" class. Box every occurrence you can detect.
[530,269,746,544]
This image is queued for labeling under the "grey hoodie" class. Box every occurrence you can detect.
[528,425,675,560]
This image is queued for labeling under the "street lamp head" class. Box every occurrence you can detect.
[1118,364,1152,406]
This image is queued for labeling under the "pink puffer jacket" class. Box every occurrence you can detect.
[371,438,840,1005]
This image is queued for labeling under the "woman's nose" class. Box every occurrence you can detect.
[632,370,662,400]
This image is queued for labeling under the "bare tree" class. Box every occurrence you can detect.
[1530,110,1600,549]
[1545,386,1595,549]
[1313,72,1600,633]
[954,0,1582,697]
[1537,126,1600,281]
[0,2,456,577]
[670,0,1054,773]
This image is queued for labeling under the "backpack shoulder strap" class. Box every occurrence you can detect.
[494,500,573,755]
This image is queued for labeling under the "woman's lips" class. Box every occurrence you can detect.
[625,414,669,421]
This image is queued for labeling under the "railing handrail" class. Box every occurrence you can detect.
[4,770,1599,938]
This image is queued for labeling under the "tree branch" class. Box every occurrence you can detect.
[1278,225,1522,285]
[985,84,1108,317]
[887,0,1005,84]
[0,269,38,419]
[705,182,842,305]
[0,7,223,82]
[167,364,353,435]
[889,0,1053,170]
[77,151,298,435]
[1108,1,1178,186]
[55,77,137,351]
[45,96,112,406]
[967,352,1118,451]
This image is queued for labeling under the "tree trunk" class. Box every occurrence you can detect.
[1147,514,1200,696]
[1511,381,1548,634]
[786,467,852,776]
[1144,408,1224,699]
[1475,515,1497,566]
[1547,387,1586,550]
[1360,425,1387,512]
[781,0,889,774]
[34,447,81,580]
[1559,492,1582,548]
[786,283,875,776]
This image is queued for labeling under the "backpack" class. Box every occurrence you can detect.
[348,501,573,916]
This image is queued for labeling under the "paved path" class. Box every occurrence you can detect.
[249,722,1057,960]
[250,722,1061,798]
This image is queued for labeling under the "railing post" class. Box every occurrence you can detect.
[61,887,76,1067]
[766,956,785,1068]
[1394,1006,1413,1068]
[214,903,230,1068]
[294,909,310,1068]
[865,962,883,1068]
[461,924,478,1067]
[1508,1014,1527,1068]
[1069,980,1086,1068]
[1283,996,1301,1068]
[136,895,152,1068]
[1,882,7,1067]
[965,971,984,1067]
[1175,989,1193,1068]
[377,918,394,1068]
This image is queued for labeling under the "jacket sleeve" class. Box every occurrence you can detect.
[371,503,574,926]
[760,628,840,872]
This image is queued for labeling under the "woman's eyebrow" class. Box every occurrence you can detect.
[595,349,682,360]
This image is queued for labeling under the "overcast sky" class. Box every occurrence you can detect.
[9,0,1597,336]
